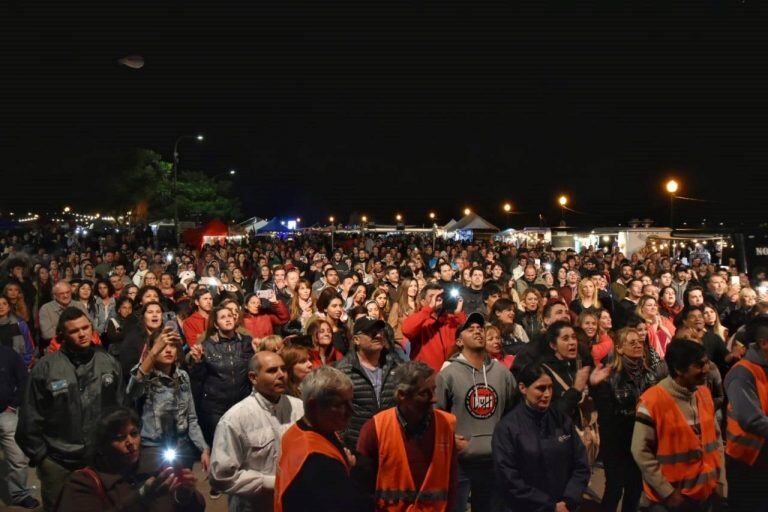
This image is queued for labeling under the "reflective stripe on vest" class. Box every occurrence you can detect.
[373,407,455,512]
[274,423,349,512]
[725,359,768,466]
[638,384,722,503]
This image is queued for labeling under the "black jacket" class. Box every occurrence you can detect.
[188,332,254,416]
[0,344,27,410]
[492,403,590,512]
[16,347,123,468]
[334,349,400,449]
[460,286,485,316]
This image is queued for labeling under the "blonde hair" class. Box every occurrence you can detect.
[577,278,602,309]
[256,334,284,352]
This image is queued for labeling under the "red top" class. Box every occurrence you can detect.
[183,311,208,346]
[401,307,466,372]
[242,301,290,339]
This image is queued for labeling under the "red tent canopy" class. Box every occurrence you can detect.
[181,219,229,248]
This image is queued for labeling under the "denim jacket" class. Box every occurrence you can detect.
[126,365,208,453]
[93,298,116,334]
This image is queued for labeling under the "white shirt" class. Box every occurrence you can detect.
[209,391,304,512]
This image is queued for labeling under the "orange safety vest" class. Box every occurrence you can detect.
[273,423,350,512]
[638,385,722,503]
[373,408,455,512]
[726,359,768,466]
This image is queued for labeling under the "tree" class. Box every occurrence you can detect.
[152,170,242,222]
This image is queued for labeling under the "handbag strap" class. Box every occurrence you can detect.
[541,363,571,391]
[78,467,112,506]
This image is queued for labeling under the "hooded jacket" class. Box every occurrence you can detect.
[436,353,515,464]
[724,343,768,467]
[402,306,466,372]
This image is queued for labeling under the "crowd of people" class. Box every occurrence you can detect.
[0,225,767,512]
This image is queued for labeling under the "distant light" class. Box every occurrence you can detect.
[127,210,132,215]
[361,215,368,223]
[229,169,236,175]
[395,214,402,222]
[329,216,335,223]
[428,212,436,220]
[196,134,204,141]
[95,213,100,218]
[558,195,568,207]
[602,236,610,242]
[296,218,301,223]
[665,179,679,194]
[280,221,286,226]
[503,203,512,213]
[463,208,471,216]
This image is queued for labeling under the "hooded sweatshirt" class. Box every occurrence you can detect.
[436,352,515,464]
[724,343,768,468]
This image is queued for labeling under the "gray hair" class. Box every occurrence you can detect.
[301,366,353,405]
[392,361,434,396]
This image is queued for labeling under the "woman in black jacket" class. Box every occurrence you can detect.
[119,301,163,383]
[187,305,254,445]
[103,297,134,360]
[492,362,590,512]
[592,327,659,512]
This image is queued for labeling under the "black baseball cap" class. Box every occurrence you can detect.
[456,312,486,336]
[353,317,386,336]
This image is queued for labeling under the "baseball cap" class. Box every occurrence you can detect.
[353,317,386,336]
[456,312,486,336]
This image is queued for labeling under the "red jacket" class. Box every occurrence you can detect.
[183,311,208,346]
[243,301,290,339]
[401,306,466,372]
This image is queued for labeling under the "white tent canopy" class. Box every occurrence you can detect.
[447,212,499,232]
[443,218,458,230]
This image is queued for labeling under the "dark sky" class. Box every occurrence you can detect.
[3,0,768,227]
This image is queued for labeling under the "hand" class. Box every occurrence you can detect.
[150,328,180,358]
[343,448,357,468]
[574,366,592,392]
[268,290,278,304]
[141,467,176,499]
[664,489,686,509]
[730,343,746,361]
[200,450,210,473]
[454,297,464,315]
[454,435,469,452]
[427,292,441,310]
[555,501,569,512]
[589,365,612,386]
[188,343,204,363]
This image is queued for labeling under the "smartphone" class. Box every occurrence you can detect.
[256,289,273,299]
[162,311,178,333]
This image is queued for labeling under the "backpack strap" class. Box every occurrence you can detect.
[541,363,571,391]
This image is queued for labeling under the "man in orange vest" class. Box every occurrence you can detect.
[724,316,768,512]
[357,360,459,512]
[632,339,727,511]
[273,366,364,512]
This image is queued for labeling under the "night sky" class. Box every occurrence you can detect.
[3,1,768,228]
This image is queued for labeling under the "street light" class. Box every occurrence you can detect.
[558,195,568,225]
[503,202,512,213]
[212,169,237,179]
[395,214,403,222]
[361,215,368,223]
[428,212,436,220]
[63,206,71,213]
[665,179,679,229]
[172,133,205,242]
[463,208,471,216]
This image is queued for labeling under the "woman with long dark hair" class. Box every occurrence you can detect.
[120,301,164,383]
[127,329,210,473]
[489,298,530,355]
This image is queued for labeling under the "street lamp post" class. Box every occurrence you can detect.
[329,216,335,251]
[665,179,679,229]
[172,134,204,242]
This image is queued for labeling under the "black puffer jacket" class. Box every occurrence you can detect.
[334,349,400,449]
[187,332,254,416]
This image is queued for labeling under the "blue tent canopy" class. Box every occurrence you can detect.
[255,217,293,234]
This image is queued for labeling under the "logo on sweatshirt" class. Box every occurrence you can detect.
[464,384,498,419]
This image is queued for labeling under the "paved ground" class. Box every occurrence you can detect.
[3,464,608,511]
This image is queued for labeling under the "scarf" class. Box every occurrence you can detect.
[622,355,645,388]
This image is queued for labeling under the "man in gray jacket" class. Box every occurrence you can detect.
[209,351,304,512]
[436,312,515,512]
[16,307,123,511]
